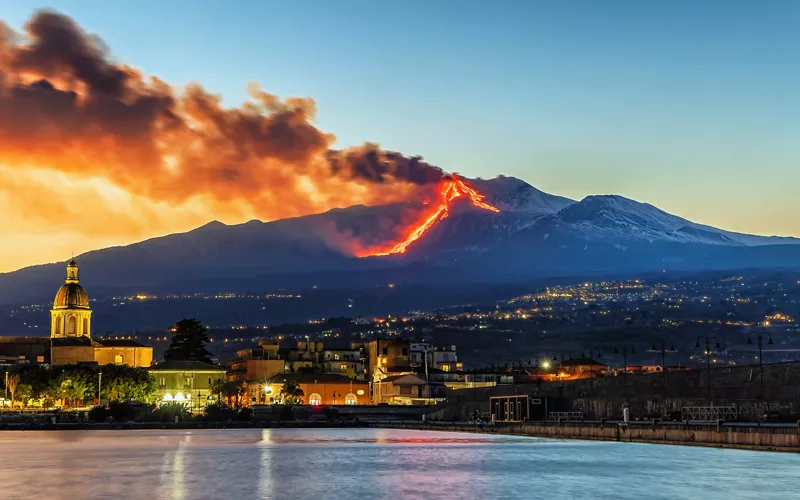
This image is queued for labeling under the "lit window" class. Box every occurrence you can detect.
[340,364,347,370]
[309,393,322,406]
[442,365,450,372]
[114,354,123,364]
[36,356,45,363]
[345,393,358,405]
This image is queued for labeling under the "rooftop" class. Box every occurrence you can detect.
[149,360,226,372]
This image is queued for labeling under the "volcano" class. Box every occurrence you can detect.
[359,178,500,256]
[1,175,800,307]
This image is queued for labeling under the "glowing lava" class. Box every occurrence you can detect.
[363,178,500,257]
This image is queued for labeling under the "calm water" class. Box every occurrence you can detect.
[0,428,797,499]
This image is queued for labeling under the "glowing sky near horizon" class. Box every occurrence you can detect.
[1,0,799,273]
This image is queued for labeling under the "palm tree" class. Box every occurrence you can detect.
[6,375,19,406]
[279,381,304,405]
[15,384,32,409]
[209,378,226,405]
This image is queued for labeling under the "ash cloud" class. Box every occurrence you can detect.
[0,10,446,216]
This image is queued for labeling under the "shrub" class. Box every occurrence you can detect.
[88,405,108,422]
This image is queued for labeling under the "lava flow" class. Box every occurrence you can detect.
[361,178,500,257]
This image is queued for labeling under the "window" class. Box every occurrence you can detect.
[159,378,166,388]
[185,378,192,387]
[442,365,450,372]
[345,393,358,405]
[67,316,77,336]
[402,348,408,356]
[208,377,212,385]
[114,354,124,364]
[83,318,89,335]
[55,317,62,336]
[309,393,322,406]
[36,356,45,363]
[382,348,387,355]
[334,353,340,360]
[340,364,347,370]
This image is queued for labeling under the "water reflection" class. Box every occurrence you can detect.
[0,428,797,500]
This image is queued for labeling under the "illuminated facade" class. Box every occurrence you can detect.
[50,259,92,339]
[48,259,152,367]
[149,360,226,409]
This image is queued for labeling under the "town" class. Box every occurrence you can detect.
[0,260,799,429]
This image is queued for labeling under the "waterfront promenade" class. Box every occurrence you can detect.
[374,419,800,452]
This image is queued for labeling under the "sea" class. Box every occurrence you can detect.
[0,428,796,499]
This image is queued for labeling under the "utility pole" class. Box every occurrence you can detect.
[98,370,102,406]
[747,332,773,404]
[695,336,720,405]
[648,341,677,400]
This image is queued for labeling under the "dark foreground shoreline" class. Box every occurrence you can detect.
[0,420,370,431]
[3,419,799,453]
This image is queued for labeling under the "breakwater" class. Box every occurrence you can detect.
[376,420,800,452]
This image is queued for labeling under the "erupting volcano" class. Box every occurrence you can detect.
[360,178,500,257]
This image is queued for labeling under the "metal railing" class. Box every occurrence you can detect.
[681,406,737,422]
[547,411,584,422]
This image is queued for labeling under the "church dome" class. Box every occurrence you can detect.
[54,283,90,309]
[53,259,90,309]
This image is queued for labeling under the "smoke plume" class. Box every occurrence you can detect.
[0,10,447,270]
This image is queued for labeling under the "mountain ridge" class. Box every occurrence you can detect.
[1,176,798,307]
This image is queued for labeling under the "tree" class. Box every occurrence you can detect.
[164,318,213,363]
[209,378,226,405]
[279,381,304,405]
[15,384,32,409]
[6,375,19,404]
[222,381,245,407]
[101,366,156,403]
[57,371,92,408]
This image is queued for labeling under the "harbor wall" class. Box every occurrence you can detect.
[378,421,800,452]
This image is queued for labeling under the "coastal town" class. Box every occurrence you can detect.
[0,259,799,442]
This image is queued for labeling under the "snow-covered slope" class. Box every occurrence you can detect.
[471,176,575,215]
[550,195,800,247]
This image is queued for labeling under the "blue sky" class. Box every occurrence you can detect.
[4,0,799,236]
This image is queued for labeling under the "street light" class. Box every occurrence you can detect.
[695,335,721,404]
[613,345,636,375]
[747,332,773,403]
[648,341,677,404]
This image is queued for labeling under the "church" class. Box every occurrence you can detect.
[0,260,153,368]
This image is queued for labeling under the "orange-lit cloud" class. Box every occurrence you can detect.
[0,10,446,272]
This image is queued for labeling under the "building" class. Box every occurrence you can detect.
[0,337,50,365]
[48,260,153,367]
[228,341,287,386]
[0,260,153,368]
[410,343,462,372]
[374,373,446,405]
[366,339,411,382]
[149,360,227,409]
[557,357,608,379]
[228,339,367,404]
[266,373,369,406]
[51,259,92,339]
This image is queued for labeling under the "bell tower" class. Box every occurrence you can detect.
[51,259,92,338]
